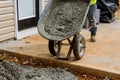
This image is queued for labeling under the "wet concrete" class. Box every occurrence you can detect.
[0,60,77,80]
[0,20,120,79]
[45,1,88,39]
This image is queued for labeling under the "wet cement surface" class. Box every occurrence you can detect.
[0,60,78,80]
[45,1,88,39]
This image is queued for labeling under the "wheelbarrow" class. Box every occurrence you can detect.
[37,0,90,60]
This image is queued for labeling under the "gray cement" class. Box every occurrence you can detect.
[45,1,88,38]
[0,60,78,80]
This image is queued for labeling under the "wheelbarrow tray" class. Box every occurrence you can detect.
[37,0,90,41]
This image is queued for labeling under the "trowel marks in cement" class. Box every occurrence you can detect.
[0,60,78,80]
[45,1,88,38]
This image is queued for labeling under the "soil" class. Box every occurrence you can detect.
[0,53,106,80]
[45,1,88,38]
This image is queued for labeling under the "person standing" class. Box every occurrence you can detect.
[88,0,97,42]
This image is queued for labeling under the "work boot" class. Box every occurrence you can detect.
[90,35,96,42]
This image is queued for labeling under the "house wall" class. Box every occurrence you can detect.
[0,0,47,42]
[0,1,15,42]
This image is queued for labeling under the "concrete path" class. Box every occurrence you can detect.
[0,20,120,79]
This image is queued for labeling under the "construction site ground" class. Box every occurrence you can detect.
[0,20,120,79]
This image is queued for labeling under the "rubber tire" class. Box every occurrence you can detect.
[73,35,86,60]
[48,40,59,56]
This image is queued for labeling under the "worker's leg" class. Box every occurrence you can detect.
[88,4,97,42]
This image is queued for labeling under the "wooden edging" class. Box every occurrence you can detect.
[0,49,119,80]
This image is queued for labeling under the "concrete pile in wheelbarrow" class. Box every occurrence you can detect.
[38,0,89,41]
[0,60,77,80]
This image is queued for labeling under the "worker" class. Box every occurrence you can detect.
[88,0,97,42]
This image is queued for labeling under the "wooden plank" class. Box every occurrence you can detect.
[0,20,14,29]
[0,7,14,15]
[0,13,14,21]
[0,32,14,42]
[0,26,15,35]
[0,1,13,8]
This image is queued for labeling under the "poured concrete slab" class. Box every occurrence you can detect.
[0,20,120,79]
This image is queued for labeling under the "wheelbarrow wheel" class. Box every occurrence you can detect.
[48,40,61,56]
[73,34,86,60]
